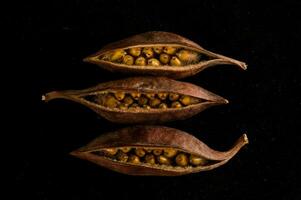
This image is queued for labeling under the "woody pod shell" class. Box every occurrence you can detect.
[42,77,228,124]
[70,126,248,176]
[84,31,247,79]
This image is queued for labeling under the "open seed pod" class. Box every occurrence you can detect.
[84,31,247,79]
[42,77,228,124]
[70,126,248,176]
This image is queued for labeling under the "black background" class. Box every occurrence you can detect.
[11,0,300,199]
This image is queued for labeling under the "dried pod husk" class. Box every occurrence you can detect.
[42,77,228,124]
[70,126,248,176]
[84,31,247,79]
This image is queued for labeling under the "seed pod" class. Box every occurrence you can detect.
[42,77,228,124]
[70,126,248,176]
[84,31,246,79]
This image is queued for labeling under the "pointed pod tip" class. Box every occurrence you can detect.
[83,57,90,62]
[41,91,63,102]
[229,60,247,70]
[83,56,98,63]
[211,97,229,106]
[69,150,80,157]
[216,98,229,105]
[242,133,249,144]
[222,58,247,71]
[240,62,248,70]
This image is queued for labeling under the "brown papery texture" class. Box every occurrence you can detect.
[42,77,228,124]
[70,126,248,176]
[84,31,247,79]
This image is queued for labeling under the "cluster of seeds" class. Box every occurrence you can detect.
[100,46,204,66]
[86,91,203,109]
[93,147,209,167]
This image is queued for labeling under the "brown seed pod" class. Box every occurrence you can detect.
[42,77,228,124]
[70,126,248,176]
[83,31,247,79]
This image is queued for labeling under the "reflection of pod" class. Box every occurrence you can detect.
[42,77,228,124]
[70,126,248,176]
[84,31,247,79]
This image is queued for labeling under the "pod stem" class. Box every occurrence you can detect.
[42,91,64,102]
[227,133,249,156]
[200,47,247,70]
[200,133,249,161]
[220,58,247,70]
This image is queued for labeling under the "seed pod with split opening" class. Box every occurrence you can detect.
[84,31,246,79]
[70,126,248,176]
[42,77,228,124]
